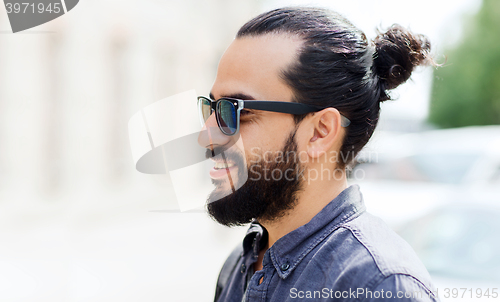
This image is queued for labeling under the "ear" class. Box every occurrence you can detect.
[306,108,343,159]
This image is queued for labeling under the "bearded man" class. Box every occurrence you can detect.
[197,7,439,302]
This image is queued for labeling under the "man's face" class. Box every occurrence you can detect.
[199,34,308,226]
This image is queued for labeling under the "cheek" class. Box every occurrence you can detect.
[239,126,265,158]
[240,115,296,155]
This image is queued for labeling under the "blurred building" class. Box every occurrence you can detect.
[0,0,261,198]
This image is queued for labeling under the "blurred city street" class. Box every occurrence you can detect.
[0,180,248,301]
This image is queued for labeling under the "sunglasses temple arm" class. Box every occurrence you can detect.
[244,101,350,127]
[243,101,316,115]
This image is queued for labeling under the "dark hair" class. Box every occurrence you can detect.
[237,7,434,169]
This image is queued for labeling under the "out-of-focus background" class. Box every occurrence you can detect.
[0,0,498,301]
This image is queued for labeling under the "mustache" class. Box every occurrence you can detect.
[205,145,243,164]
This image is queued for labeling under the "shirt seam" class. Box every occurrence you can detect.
[342,223,420,277]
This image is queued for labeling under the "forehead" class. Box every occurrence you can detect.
[211,34,302,101]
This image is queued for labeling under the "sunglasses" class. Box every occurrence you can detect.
[198,96,351,136]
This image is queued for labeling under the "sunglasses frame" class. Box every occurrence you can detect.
[198,96,351,136]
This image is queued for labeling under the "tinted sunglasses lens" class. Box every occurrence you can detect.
[198,97,212,125]
[217,100,237,135]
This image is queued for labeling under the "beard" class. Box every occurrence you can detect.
[206,128,305,227]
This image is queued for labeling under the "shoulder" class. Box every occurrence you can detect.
[309,212,436,296]
[342,212,431,280]
[214,244,244,302]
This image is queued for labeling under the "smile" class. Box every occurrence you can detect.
[210,159,238,179]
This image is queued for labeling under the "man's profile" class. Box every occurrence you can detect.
[197,7,439,302]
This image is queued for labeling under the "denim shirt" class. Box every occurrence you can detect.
[215,184,440,302]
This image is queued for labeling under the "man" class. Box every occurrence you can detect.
[197,7,439,302]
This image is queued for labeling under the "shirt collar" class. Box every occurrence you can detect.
[242,222,268,257]
[242,184,366,279]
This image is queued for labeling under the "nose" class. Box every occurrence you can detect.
[197,112,232,151]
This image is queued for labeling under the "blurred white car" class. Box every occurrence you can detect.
[396,201,500,302]
[348,125,500,225]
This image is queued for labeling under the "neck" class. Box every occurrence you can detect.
[259,170,348,248]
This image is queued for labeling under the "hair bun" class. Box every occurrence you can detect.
[372,24,432,92]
